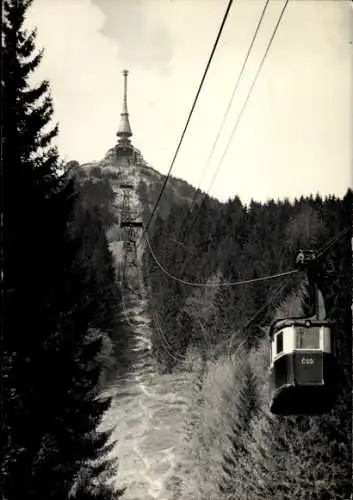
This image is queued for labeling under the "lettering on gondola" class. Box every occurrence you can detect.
[301,356,315,365]
[269,245,341,415]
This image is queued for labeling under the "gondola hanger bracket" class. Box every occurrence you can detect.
[295,249,316,270]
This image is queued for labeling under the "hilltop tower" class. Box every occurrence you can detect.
[116,69,134,159]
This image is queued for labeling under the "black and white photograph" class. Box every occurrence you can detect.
[2,0,352,499]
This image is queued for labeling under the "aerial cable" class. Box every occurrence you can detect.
[144,229,298,288]
[141,226,350,361]
[183,0,290,242]
[119,266,184,361]
[224,226,351,355]
[178,0,272,242]
[203,0,290,204]
[226,274,293,356]
[151,304,185,362]
[138,0,236,247]
[315,226,351,260]
[144,221,351,289]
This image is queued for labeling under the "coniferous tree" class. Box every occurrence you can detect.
[2,1,124,498]
[144,185,351,499]
[3,0,69,493]
[220,363,259,497]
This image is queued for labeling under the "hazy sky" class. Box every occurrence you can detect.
[27,0,352,203]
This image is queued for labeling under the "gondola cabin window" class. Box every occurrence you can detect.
[268,246,340,415]
[269,321,337,415]
[270,327,293,365]
[271,327,293,366]
[276,331,283,355]
[296,326,320,349]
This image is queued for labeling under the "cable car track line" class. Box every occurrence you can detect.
[144,230,298,288]
[152,304,185,362]
[182,0,290,243]
[315,226,351,260]
[144,224,350,289]
[226,274,294,355]
[138,0,235,247]
[178,0,272,241]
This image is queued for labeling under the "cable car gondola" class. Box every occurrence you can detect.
[269,250,338,416]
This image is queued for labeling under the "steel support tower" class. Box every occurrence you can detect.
[119,181,142,285]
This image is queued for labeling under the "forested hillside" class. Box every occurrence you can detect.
[3,1,352,499]
[2,1,125,498]
[74,145,200,226]
[62,137,353,500]
[143,190,352,499]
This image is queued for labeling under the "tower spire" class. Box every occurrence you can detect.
[117,69,132,145]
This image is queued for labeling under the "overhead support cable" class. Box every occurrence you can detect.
[226,274,294,356]
[142,223,350,359]
[144,222,350,288]
[144,230,298,288]
[183,0,290,242]
[138,0,236,247]
[315,226,351,260]
[178,0,271,241]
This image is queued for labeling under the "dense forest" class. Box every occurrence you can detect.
[2,0,125,498]
[143,190,352,499]
[2,1,352,499]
